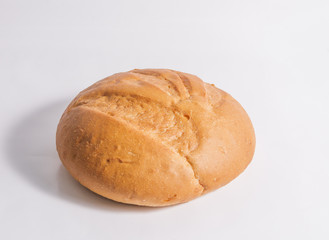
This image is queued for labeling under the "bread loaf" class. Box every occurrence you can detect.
[56,69,255,207]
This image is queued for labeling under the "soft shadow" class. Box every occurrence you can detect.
[5,100,159,212]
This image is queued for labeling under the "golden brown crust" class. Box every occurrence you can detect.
[56,69,255,206]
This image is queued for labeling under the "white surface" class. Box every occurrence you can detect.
[1,0,329,239]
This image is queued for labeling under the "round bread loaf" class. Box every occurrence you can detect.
[56,69,255,207]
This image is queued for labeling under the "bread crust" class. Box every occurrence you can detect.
[56,69,255,206]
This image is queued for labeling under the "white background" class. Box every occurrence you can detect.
[1,0,329,239]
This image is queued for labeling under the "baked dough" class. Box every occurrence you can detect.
[56,69,255,206]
